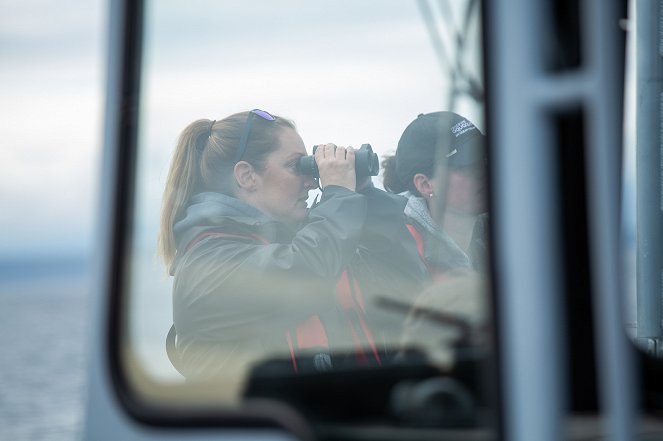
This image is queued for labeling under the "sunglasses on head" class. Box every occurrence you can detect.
[233,109,276,163]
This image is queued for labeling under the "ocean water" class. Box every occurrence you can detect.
[0,257,90,441]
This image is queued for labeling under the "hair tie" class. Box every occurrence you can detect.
[208,120,216,138]
[196,120,216,152]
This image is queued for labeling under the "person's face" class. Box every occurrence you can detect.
[446,164,487,215]
[252,128,316,224]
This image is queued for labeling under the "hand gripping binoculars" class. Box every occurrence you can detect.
[296,143,379,178]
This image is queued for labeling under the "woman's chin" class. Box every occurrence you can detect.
[280,206,308,224]
[294,206,309,220]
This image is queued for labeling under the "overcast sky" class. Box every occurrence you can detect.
[0,0,638,267]
[0,0,486,260]
[0,0,105,259]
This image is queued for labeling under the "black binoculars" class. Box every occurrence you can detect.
[297,143,379,178]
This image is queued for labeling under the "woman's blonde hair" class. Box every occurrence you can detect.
[157,111,295,268]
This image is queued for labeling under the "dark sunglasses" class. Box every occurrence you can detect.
[233,109,276,163]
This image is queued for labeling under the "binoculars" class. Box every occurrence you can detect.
[297,143,379,178]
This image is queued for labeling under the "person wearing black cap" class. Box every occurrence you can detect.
[382,111,489,277]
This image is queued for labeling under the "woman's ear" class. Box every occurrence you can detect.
[234,161,257,191]
[413,173,434,197]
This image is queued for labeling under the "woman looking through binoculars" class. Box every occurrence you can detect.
[158,109,426,384]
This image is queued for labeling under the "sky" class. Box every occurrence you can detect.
[0,0,486,261]
[0,0,105,259]
[0,0,635,264]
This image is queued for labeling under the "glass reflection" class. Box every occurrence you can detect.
[124,0,490,432]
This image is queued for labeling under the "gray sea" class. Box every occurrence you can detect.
[0,257,90,441]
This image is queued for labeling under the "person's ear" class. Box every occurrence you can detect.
[234,161,257,191]
[413,173,434,197]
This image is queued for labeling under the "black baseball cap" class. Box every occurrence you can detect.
[395,111,486,184]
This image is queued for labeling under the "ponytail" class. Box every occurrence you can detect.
[382,155,409,194]
[158,119,212,269]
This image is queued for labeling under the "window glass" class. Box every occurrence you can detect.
[621,1,663,358]
[123,0,492,431]
[621,0,636,344]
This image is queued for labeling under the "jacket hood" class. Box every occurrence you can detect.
[171,192,275,271]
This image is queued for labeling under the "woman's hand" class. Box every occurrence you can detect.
[314,143,356,191]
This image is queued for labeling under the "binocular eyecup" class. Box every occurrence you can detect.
[297,143,379,178]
